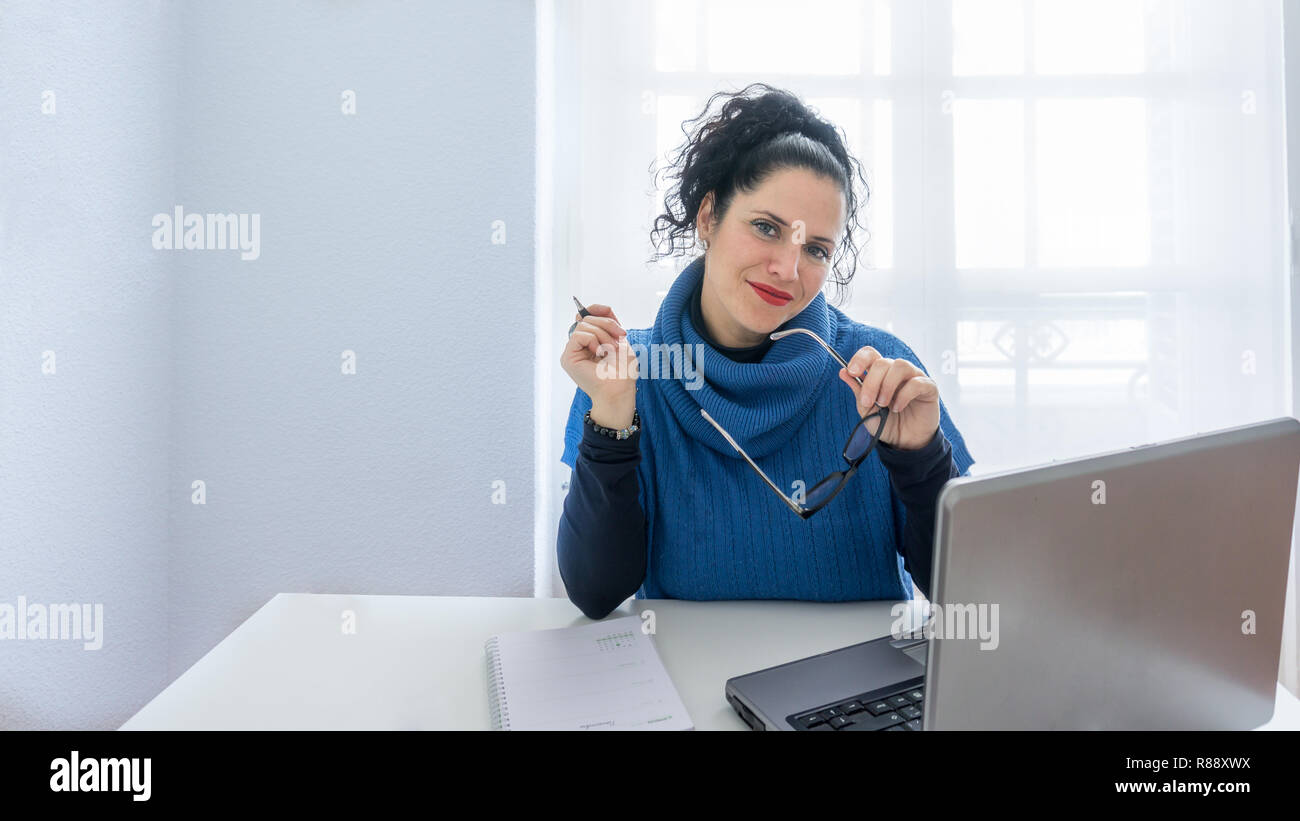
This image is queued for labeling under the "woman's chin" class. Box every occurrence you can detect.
[740,318,785,342]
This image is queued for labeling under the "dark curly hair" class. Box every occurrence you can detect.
[648,82,870,306]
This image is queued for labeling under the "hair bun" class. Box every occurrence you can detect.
[731,99,811,150]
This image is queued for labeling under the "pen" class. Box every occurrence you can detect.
[568,296,591,337]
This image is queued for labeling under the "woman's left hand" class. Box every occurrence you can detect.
[837,346,940,451]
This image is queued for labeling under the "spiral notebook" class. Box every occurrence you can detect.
[485,615,694,730]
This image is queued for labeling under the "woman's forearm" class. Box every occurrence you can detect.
[876,430,959,600]
[556,425,648,620]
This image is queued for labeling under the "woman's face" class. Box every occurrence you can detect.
[696,167,845,348]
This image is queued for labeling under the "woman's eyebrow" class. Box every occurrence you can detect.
[750,209,835,247]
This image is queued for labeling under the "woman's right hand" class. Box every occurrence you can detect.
[560,303,638,429]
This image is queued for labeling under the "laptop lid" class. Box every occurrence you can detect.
[924,416,1300,730]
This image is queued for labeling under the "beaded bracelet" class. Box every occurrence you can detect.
[584,409,640,440]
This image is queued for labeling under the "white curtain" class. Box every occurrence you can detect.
[538,0,1295,688]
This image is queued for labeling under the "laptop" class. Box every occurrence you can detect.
[725,416,1300,730]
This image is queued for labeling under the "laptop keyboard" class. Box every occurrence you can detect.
[789,677,926,731]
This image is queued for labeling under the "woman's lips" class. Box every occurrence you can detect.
[748,281,793,306]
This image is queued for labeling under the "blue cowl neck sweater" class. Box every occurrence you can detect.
[562,254,976,601]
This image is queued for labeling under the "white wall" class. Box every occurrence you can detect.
[0,0,177,729]
[164,0,537,684]
[0,0,537,729]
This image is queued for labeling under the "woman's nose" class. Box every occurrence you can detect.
[770,242,801,282]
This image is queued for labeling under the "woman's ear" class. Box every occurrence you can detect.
[695,191,716,245]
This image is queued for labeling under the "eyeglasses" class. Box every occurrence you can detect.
[699,327,890,520]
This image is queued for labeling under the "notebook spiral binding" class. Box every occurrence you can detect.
[485,636,510,730]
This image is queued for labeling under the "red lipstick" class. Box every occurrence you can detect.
[748,281,793,306]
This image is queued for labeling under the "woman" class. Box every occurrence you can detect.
[558,83,975,621]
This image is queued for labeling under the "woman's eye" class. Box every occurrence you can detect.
[754,220,829,260]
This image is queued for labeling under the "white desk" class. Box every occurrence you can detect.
[121,593,1300,731]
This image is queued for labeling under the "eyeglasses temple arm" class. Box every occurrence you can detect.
[699,409,807,518]
[769,328,862,386]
